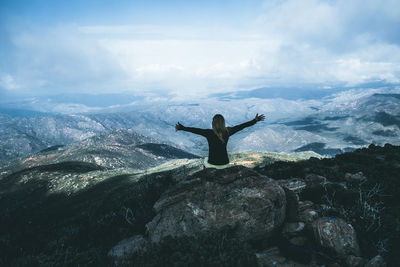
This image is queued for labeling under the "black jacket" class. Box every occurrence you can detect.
[182,119,257,165]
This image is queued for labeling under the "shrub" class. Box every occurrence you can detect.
[132,228,258,267]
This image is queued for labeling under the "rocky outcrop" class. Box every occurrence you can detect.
[146,166,286,243]
[345,255,366,267]
[365,255,387,267]
[108,235,148,266]
[312,217,360,259]
[282,186,299,222]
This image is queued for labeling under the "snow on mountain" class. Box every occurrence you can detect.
[0,87,399,163]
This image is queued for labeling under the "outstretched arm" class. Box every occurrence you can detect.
[175,122,208,137]
[228,113,265,136]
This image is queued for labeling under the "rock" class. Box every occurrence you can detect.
[146,166,286,243]
[312,217,360,259]
[298,201,318,226]
[256,246,311,267]
[278,236,313,264]
[346,255,366,267]
[283,186,299,222]
[305,173,327,185]
[108,235,148,266]
[278,178,307,194]
[282,222,305,236]
[299,208,319,226]
[298,200,314,211]
[345,172,367,183]
[289,236,308,246]
[365,255,386,267]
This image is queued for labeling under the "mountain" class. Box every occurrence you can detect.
[0,90,399,163]
[0,113,106,163]
[0,129,199,180]
[260,92,400,155]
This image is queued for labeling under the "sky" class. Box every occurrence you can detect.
[1,0,400,99]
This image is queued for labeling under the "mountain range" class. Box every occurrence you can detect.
[0,90,399,165]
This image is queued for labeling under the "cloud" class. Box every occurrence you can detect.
[7,25,131,93]
[0,74,20,90]
[1,0,400,97]
[252,0,400,85]
[259,0,400,50]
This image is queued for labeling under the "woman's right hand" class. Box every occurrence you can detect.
[175,122,184,131]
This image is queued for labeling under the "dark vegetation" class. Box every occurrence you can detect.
[3,161,105,182]
[133,227,258,267]
[372,93,400,100]
[373,129,398,137]
[295,123,338,132]
[136,143,200,159]
[0,164,176,266]
[255,143,400,266]
[343,135,367,145]
[0,108,50,117]
[283,116,317,126]
[0,144,399,266]
[294,142,344,156]
[280,116,340,133]
[367,111,400,128]
[39,145,65,153]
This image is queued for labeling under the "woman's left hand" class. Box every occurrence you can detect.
[254,113,265,122]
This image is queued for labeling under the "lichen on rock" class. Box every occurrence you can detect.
[146,166,286,244]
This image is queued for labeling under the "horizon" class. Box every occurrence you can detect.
[1,0,400,100]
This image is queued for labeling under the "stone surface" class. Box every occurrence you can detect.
[345,172,367,183]
[277,178,307,194]
[298,200,314,211]
[289,236,308,246]
[305,173,327,185]
[278,236,313,264]
[346,255,366,267]
[282,186,299,222]
[365,255,386,267]
[312,217,360,259]
[256,246,313,267]
[282,222,305,236]
[299,208,319,227]
[146,166,286,243]
[108,235,148,266]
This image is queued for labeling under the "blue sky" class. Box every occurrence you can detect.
[1,0,400,99]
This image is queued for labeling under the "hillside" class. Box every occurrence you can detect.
[0,129,199,180]
[0,145,398,266]
[1,92,399,163]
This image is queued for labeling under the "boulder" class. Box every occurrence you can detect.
[278,178,307,194]
[256,246,310,267]
[278,236,313,264]
[283,186,299,222]
[146,166,286,243]
[365,255,386,267]
[299,199,318,227]
[299,208,319,226]
[312,217,360,259]
[298,200,314,211]
[282,222,305,236]
[346,255,366,267]
[305,173,327,185]
[345,172,367,183]
[107,235,148,266]
[289,236,308,246]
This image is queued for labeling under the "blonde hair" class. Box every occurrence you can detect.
[212,114,229,143]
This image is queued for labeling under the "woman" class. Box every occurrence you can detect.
[175,113,265,167]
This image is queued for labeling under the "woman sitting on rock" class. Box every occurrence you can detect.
[175,113,265,168]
